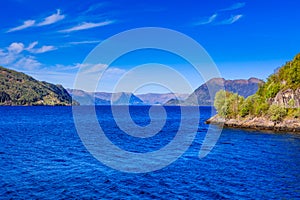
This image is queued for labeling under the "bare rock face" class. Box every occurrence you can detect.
[270,88,300,108]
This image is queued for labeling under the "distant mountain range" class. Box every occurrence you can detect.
[68,89,190,106]
[69,78,263,106]
[136,93,189,105]
[167,78,264,106]
[0,65,263,106]
[67,89,143,105]
[0,66,73,105]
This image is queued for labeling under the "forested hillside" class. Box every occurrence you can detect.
[0,66,73,105]
[214,53,300,122]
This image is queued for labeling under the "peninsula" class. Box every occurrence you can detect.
[206,53,300,133]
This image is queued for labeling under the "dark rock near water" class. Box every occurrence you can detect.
[206,115,300,133]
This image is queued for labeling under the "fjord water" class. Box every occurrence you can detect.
[0,106,299,199]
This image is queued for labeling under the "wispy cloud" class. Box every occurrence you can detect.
[37,9,65,26]
[60,21,114,33]
[14,56,42,70]
[192,2,245,26]
[21,62,126,90]
[6,9,65,33]
[0,47,42,70]
[26,41,38,50]
[84,2,107,13]
[7,20,35,32]
[8,42,25,53]
[218,15,243,25]
[220,2,246,11]
[0,41,57,70]
[69,40,102,45]
[193,13,218,26]
[25,41,57,54]
[30,45,57,54]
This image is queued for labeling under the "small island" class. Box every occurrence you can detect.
[206,53,300,133]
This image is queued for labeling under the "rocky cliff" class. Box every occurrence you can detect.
[269,88,300,108]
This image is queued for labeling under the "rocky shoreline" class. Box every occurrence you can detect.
[206,115,300,133]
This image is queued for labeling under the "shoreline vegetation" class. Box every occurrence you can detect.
[206,53,300,133]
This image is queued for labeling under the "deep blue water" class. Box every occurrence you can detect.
[0,106,300,199]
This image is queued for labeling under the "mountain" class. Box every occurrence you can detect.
[67,89,143,105]
[136,93,189,105]
[182,77,264,106]
[164,98,184,105]
[0,66,73,106]
[108,92,144,105]
[67,89,110,105]
[69,77,262,106]
[207,53,300,132]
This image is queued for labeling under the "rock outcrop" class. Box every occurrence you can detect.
[206,115,300,133]
[269,88,300,108]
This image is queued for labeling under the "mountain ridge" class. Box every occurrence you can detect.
[166,77,263,106]
[67,89,143,105]
[0,66,74,106]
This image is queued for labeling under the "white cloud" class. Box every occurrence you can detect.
[26,41,39,50]
[194,14,218,25]
[60,21,114,33]
[0,47,41,70]
[71,63,125,77]
[6,9,65,33]
[220,2,246,11]
[8,42,25,53]
[219,15,243,25]
[79,63,108,74]
[0,41,56,70]
[0,50,18,65]
[7,20,35,32]
[14,56,42,70]
[29,45,57,54]
[192,2,245,26]
[37,9,65,26]
[24,41,56,53]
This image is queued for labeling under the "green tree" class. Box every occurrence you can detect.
[214,90,244,118]
[268,105,287,122]
[214,90,226,116]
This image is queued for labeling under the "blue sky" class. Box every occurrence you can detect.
[0,0,299,93]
